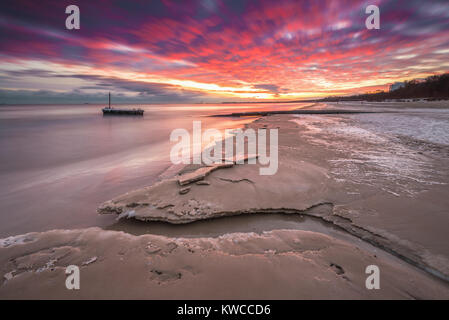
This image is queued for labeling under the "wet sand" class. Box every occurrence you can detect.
[1,227,448,299]
[1,102,449,299]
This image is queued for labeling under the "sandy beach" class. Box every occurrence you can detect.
[1,101,449,299]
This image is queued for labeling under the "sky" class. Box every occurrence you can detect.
[0,0,448,104]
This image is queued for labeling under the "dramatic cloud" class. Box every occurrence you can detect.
[0,0,448,103]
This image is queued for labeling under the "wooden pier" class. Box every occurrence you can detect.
[102,93,144,116]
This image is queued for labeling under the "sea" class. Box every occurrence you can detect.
[0,103,301,237]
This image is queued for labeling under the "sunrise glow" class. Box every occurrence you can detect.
[1,0,448,103]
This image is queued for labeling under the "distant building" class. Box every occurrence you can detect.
[389,82,405,92]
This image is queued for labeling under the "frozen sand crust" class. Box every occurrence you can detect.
[98,114,449,282]
[98,156,330,224]
[1,227,448,299]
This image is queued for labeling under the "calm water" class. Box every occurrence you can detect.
[0,103,304,237]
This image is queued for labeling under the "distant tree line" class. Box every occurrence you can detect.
[319,73,449,102]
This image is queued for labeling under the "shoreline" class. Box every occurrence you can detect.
[210,109,384,117]
[1,102,449,298]
[97,109,449,280]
